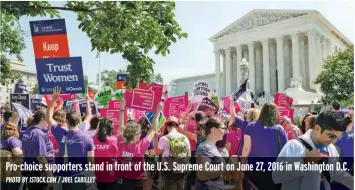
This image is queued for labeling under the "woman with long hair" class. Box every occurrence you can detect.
[300,113,312,134]
[93,118,118,190]
[242,102,287,190]
[195,117,238,190]
[87,116,100,136]
[116,100,162,190]
[21,109,54,190]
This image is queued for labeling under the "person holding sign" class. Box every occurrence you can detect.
[116,100,163,190]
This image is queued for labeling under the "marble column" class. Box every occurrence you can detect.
[247,43,255,93]
[214,50,221,97]
[291,34,301,79]
[269,41,277,96]
[222,52,226,97]
[327,39,332,57]
[262,39,270,97]
[315,34,322,76]
[321,37,327,63]
[307,30,317,89]
[236,45,242,88]
[299,36,307,88]
[225,48,232,96]
[276,37,285,93]
[255,44,263,94]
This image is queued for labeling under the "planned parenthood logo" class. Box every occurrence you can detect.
[33,24,41,33]
[30,19,66,36]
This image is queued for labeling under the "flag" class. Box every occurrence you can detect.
[233,78,248,101]
[12,102,33,122]
[96,52,100,58]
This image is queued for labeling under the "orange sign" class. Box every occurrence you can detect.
[31,34,70,59]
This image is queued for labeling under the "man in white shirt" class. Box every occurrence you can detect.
[273,110,353,190]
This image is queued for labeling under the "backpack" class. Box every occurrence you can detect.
[166,135,190,174]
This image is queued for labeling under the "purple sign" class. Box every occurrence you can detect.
[10,94,30,111]
[13,83,28,94]
[30,19,67,36]
[117,74,128,81]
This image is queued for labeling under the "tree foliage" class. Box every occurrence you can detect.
[315,45,354,104]
[1,1,187,89]
[97,69,163,90]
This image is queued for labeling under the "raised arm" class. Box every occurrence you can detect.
[46,87,61,127]
[146,102,163,142]
[118,99,126,136]
[230,94,237,121]
[83,95,92,122]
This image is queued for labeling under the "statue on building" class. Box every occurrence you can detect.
[239,58,249,88]
[290,75,303,89]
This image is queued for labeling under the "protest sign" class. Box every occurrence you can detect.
[221,96,241,114]
[94,87,114,108]
[12,103,33,123]
[30,19,70,59]
[144,112,166,131]
[30,97,47,113]
[10,94,30,111]
[124,82,163,112]
[35,57,85,94]
[100,102,127,136]
[78,99,97,116]
[116,74,128,90]
[279,108,295,123]
[163,94,188,118]
[192,81,210,111]
[210,93,220,108]
[112,90,125,100]
[237,98,252,112]
[233,78,248,101]
[198,97,218,115]
[274,93,293,108]
[13,83,28,94]
[108,100,122,110]
[65,100,80,113]
[132,109,145,120]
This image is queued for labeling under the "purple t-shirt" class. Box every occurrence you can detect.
[21,126,54,161]
[0,136,22,151]
[51,124,94,157]
[234,117,249,156]
[244,121,287,157]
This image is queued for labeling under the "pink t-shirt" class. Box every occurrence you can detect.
[187,121,197,151]
[116,136,150,179]
[226,129,242,156]
[93,136,118,182]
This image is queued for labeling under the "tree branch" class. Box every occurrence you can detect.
[25,6,105,13]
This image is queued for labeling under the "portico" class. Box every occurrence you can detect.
[210,10,351,100]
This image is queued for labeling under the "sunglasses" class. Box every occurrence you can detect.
[326,133,341,141]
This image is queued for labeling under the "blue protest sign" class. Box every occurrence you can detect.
[30,98,47,113]
[35,57,85,94]
[30,19,67,36]
[10,94,30,111]
[13,83,28,94]
[117,74,128,81]
[144,111,166,131]
[79,100,97,116]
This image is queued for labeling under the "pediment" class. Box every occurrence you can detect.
[211,10,314,40]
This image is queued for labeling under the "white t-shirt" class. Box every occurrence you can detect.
[158,131,190,157]
[78,120,90,132]
[86,129,97,137]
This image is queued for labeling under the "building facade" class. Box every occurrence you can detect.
[0,61,37,107]
[210,9,352,98]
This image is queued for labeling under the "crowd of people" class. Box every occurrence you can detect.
[0,87,354,190]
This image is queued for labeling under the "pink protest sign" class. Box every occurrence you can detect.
[163,94,188,118]
[124,82,163,112]
[132,109,145,121]
[100,103,127,136]
[46,94,76,101]
[108,100,122,110]
[222,96,241,114]
[279,108,294,124]
[274,93,293,108]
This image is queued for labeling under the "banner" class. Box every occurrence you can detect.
[198,97,218,115]
[233,78,248,101]
[10,94,30,111]
[30,19,70,59]
[64,100,80,113]
[221,96,241,114]
[78,99,97,116]
[35,57,85,94]
[116,74,128,90]
[30,97,47,113]
[12,103,33,122]
[163,94,188,118]
[124,82,163,113]
[100,101,127,136]
[94,87,114,108]
[274,93,293,108]
[237,98,252,112]
[144,112,166,131]
[279,108,295,124]
[210,93,220,108]
[13,83,28,94]
[192,81,210,111]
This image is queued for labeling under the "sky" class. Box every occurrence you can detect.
[16,1,354,86]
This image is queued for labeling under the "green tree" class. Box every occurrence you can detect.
[152,73,164,84]
[2,1,187,89]
[84,75,89,90]
[315,45,354,104]
[31,83,39,95]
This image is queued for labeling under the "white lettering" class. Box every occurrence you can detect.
[46,63,72,72]
[43,42,59,52]
[43,74,78,82]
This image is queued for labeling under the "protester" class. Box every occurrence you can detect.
[195,117,238,190]
[300,113,312,134]
[87,116,100,136]
[242,102,287,190]
[93,118,118,190]
[157,116,191,190]
[1,111,19,133]
[21,109,54,190]
[225,118,242,156]
[46,87,95,189]
[78,95,92,131]
[281,116,302,140]
[116,100,162,190]
[138,117,155,155]
[273,110,353,190]
[0,121,23,190]
[332,101,340,112]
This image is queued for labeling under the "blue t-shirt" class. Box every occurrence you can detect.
[312,141,329,190]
